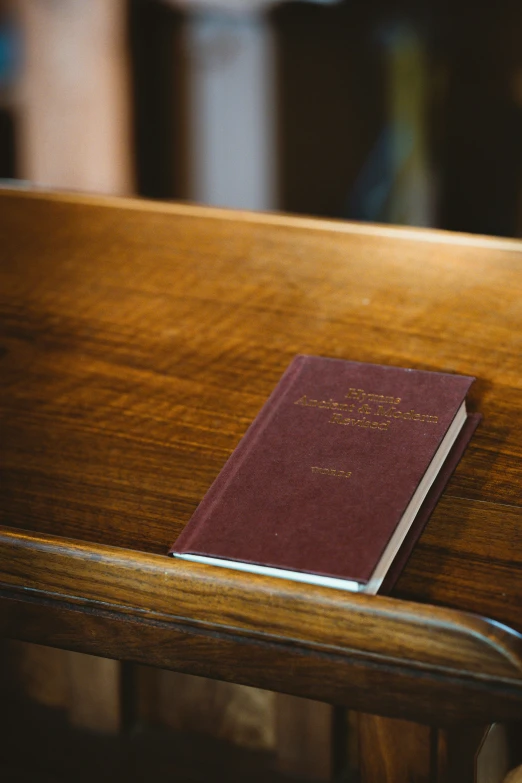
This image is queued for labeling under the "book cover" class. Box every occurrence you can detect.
[170,355,478,593]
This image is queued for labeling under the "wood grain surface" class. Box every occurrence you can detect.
[1,189,521,723]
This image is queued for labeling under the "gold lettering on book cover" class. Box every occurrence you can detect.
[294,392,439,430]
[311,467,352,477]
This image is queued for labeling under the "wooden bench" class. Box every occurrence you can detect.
[1,188,521,778]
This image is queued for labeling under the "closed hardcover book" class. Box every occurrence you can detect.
[169,355,480,594]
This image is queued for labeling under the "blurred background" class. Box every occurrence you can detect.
[1,1,522,782]
[1,0,522,235]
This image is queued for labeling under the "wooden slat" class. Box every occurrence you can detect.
[358,715,432,783]
[65,653,120,732]
[136,667,275,750]
[5,640,69,709]
[275,695,332,781]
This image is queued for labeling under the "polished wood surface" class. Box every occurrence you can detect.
[1,189,521,724]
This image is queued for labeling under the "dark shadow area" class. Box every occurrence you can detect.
[0,685,301,783]
[128,0,185,200]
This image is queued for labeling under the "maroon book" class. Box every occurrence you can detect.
[169,356,479,594]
